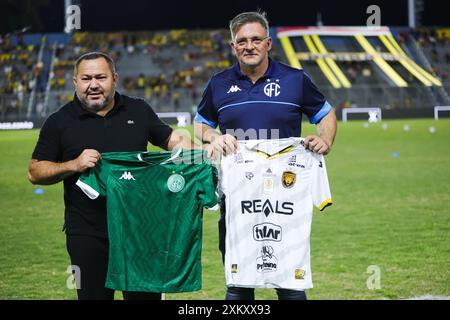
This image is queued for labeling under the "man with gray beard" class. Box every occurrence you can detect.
[28,52,197,300]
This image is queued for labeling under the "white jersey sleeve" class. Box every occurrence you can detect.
[310,153,333,211]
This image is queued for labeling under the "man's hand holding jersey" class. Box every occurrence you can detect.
[73,149,102,172]
[304,136,331,155]
[204,134,238,159]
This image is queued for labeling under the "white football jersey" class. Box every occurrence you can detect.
[220,137,332,290]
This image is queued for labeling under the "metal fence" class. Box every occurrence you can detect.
[321,84,439,110]
[0,93,31,122]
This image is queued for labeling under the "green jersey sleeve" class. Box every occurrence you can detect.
[76,160,109,199]
[198,164,219,210]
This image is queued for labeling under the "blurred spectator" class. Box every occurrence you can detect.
[137,74,145,89]
[173,91,180,111]
[362,66,371,77]
[431,48,439,63]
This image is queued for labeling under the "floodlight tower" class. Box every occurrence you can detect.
[64,0,72,33]
[408,0,424,29]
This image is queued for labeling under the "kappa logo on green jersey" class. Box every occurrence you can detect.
[167,173,185,193]
[119,171,135,180]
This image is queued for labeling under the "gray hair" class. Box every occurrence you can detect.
[73,51,116,76]
[229,11,269,40]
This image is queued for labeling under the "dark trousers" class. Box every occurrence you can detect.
[226,286,307,300]
[66,234,161,300]
[219,196,307,301]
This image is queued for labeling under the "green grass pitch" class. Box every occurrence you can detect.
[0,119,449,299]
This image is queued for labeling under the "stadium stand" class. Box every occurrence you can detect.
[1,26,449,125]
[48,30,232,114]
[276,26,448,113]
[0,35,39,122]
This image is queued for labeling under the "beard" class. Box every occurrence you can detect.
[77,90,115,112]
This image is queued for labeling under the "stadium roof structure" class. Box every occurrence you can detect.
[277,26,442,89]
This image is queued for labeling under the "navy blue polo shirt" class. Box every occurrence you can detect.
[195,58,331,139]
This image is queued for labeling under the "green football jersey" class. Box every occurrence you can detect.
[76,149,218,293]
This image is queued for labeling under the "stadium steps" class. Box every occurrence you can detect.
[404,34,450,105]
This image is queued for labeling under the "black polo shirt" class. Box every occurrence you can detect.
[31,92,173,238]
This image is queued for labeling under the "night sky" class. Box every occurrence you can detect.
[21,0,450,33]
